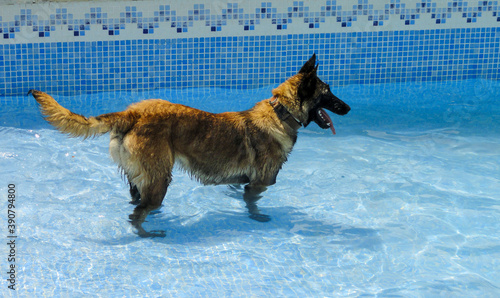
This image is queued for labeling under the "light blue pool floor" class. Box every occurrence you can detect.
[1,80,499,297]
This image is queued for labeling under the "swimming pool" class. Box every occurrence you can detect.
[1,79,499,296]
[2,0,500,296]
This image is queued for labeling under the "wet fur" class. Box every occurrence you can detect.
[29,54,350,237]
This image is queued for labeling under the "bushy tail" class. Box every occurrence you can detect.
[29,89,133,138]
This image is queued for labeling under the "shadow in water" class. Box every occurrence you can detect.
[86,202,382,252]
[76,184,382,251]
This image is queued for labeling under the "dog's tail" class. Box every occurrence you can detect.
[29,89,135,138]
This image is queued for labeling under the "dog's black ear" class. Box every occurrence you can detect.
[298,66,318,102]
[299,54,316,74]
[312,64,319,75]
[302,63,319,89]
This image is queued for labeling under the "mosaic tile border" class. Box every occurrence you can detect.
[0,1,499,95]
[0,0,499,41]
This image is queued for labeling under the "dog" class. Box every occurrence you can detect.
[29,54,350,237]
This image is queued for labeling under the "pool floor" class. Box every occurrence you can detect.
[1,80,499,297]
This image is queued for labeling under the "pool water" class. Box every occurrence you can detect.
[1,80,499,297]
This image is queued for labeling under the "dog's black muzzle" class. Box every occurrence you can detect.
[309,93,350,133]
[322,93,350,116]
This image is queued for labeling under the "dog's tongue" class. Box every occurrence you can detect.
[319,108,336,135]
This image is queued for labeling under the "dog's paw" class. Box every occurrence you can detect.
[148,230,167,238]
[137,229,167,238]
[249,213,271,222]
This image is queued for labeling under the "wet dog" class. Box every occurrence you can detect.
[29,54,350,237]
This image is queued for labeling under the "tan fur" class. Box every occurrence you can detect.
[30,54,350,237]
[30,90,136,139]
[30,80,300,236]
[31,81,300,189]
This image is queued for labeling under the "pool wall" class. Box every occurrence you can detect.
[0,0,499,95]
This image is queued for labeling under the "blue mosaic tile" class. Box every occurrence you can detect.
[1,26,499,95]
[0,1,500,95]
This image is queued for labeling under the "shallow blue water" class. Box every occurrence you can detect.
[1,80,499,297]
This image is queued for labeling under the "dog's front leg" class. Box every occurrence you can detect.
[243,184,271,222]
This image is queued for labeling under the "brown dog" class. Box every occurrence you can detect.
[29,54,350,237]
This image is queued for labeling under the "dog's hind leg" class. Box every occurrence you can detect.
[129,173,172,238]
[128,182,141,205]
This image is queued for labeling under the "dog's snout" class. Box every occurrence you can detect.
[332,98,350,116]
[339,104,350,115]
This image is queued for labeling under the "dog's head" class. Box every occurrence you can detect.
[272,54,350,134]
